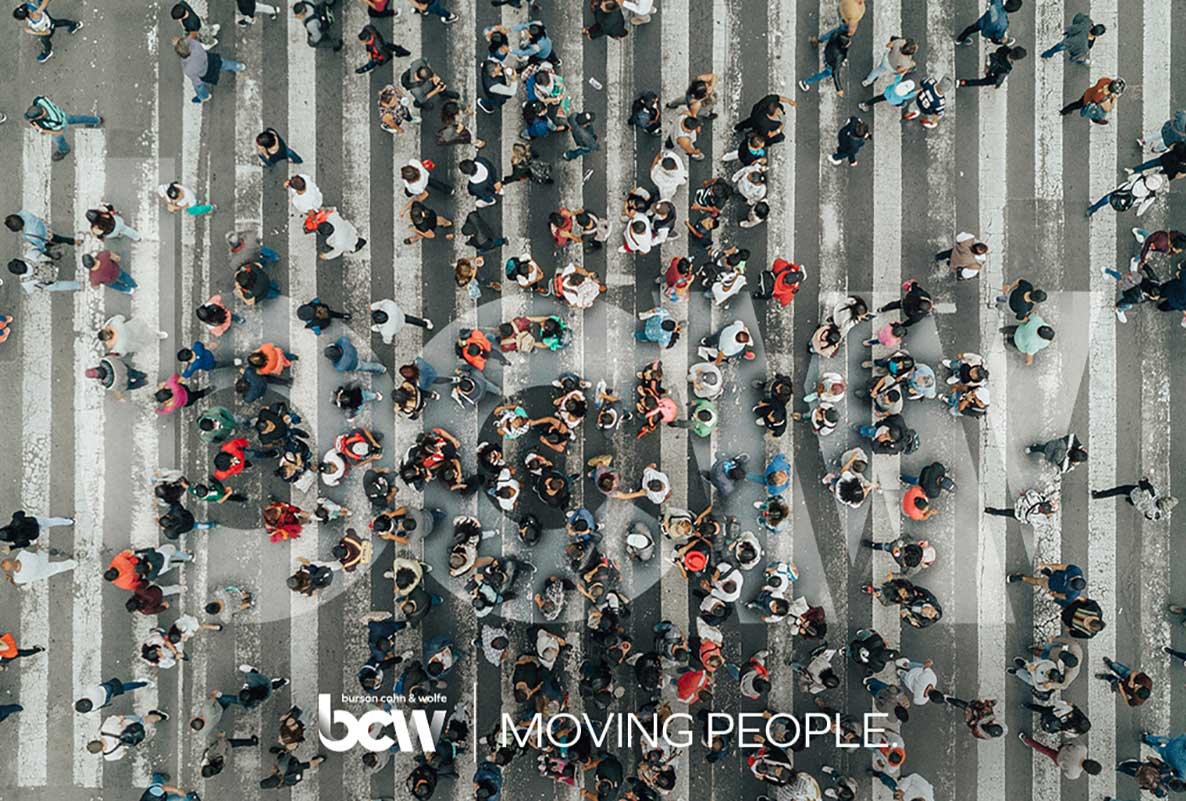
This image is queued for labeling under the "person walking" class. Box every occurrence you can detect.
[236,0,281,27]
[5,208,80,259]
[371,298,434,345]
[828,116,870,167]
[294,1,343,49]
[24,95,101,160]
[1059,77,1125,124]
[984,487,1058,525]
[798,31,851,96]
[172,35,244,105]
[1025,433,1087,473]
[0,631,44,665]
[1041,12,1105,65]
[355,23,410,74]
[75,677,154,713]
[159,181,215,217]
[1091,477,1177,521]
[1007,563,1086,606]
[1,548,78,585]
[562,111,599,161]
[1017,732,1102,779]
[0,510,72,550]
[936,231,988,280]
[955,0,1022,47]
[255,127,302,166]
[84,251,137,294]
[958,44,1026,90]
[14,0,82,63]
[863,35,918,87]
[1000,313,1055,365]
[1087,171,1166,218]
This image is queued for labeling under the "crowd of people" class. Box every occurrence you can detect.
[2,0,1184,800]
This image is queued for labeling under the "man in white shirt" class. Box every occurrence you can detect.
[649,150,687,202]
[284,173,322,216]
[317,209,366,261]
[87,711,166,761]
[1018,732,1101,780]
[895,658,939,705]
[74,677,154,714]
[620,215,654,255]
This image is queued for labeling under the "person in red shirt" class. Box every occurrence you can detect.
[83,251,137,294]
[103,549,144,591]
[125,583,182,615]
[263,501,308,543]
[902,485,938,521]
[213,438,251,482]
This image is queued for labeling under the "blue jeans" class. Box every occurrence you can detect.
[562,145,595,161]
[423,0,451,19]
[354,360,386,374]
[1087,193,1111,215]
[865,678,891,696]
[818,24,844,43]
[858,424,877,439]
[108,270,136,293]
[1130,157,1162,173]
[900,474,919,485]
[194,60,245,102]
[1041,42,1064,59]
[52,113,102,155]
[802,66,834,88]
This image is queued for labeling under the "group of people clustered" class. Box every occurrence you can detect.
[2,0,1185,800]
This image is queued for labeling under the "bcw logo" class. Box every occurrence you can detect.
[317,694,446,753]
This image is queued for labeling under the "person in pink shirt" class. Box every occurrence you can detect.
[195,295,242,336]
[154,374,212,415]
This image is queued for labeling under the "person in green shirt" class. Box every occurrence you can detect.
[1002,315,1055,365]
[196,406,245,444]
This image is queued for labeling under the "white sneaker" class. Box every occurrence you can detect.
[238,663,257,673]
[424,319,434,330]
[1115,308,1127,323]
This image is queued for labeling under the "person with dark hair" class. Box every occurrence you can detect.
[355,23,410,74]
[941,695,1007,739]
[1025,433,1088,473]
[1059,76,1125,124]
[1008,562,1086,607]
[955,0,1023,47]
[74,678,151,716]
[293,1,342,50]
[1000,313,1055,366]
[1096,657,1153,707]
[254,126,302,166]
[799,30,851,96]
[957,44,1027,89]
[1018,731,1102,778]
[14,0,82,63]
[1041,12,1105,64]
[583,0,626,40]
[828,116,870,167]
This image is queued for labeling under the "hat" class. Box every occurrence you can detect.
[683,549,708,572]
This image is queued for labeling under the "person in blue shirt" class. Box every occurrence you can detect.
[1008,563,1085,607]
[634,307,681,348]
[473,760,504,801]
[956,0,1022,47]
[509,21,557,66]
[747,453,791,496]
[5,209,80,256]
[177,342,230,379]
[324,335,387,374]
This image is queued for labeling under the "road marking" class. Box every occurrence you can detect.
[71,128,107,789]
[1085,1,1119,798]
[17,124,53,791]
[286,9,321,801]
[975,32,1010,801]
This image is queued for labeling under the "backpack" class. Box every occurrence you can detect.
[119,721,147,746]
[1080,102,1108,122]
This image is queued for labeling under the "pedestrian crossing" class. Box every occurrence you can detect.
[0,1,1184,800]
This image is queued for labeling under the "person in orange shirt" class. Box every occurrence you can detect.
[246,342,296,376]
[1060,76,1125,124]
[0,631,44,665]
[103,549,144,591]
[902,484,939,521]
